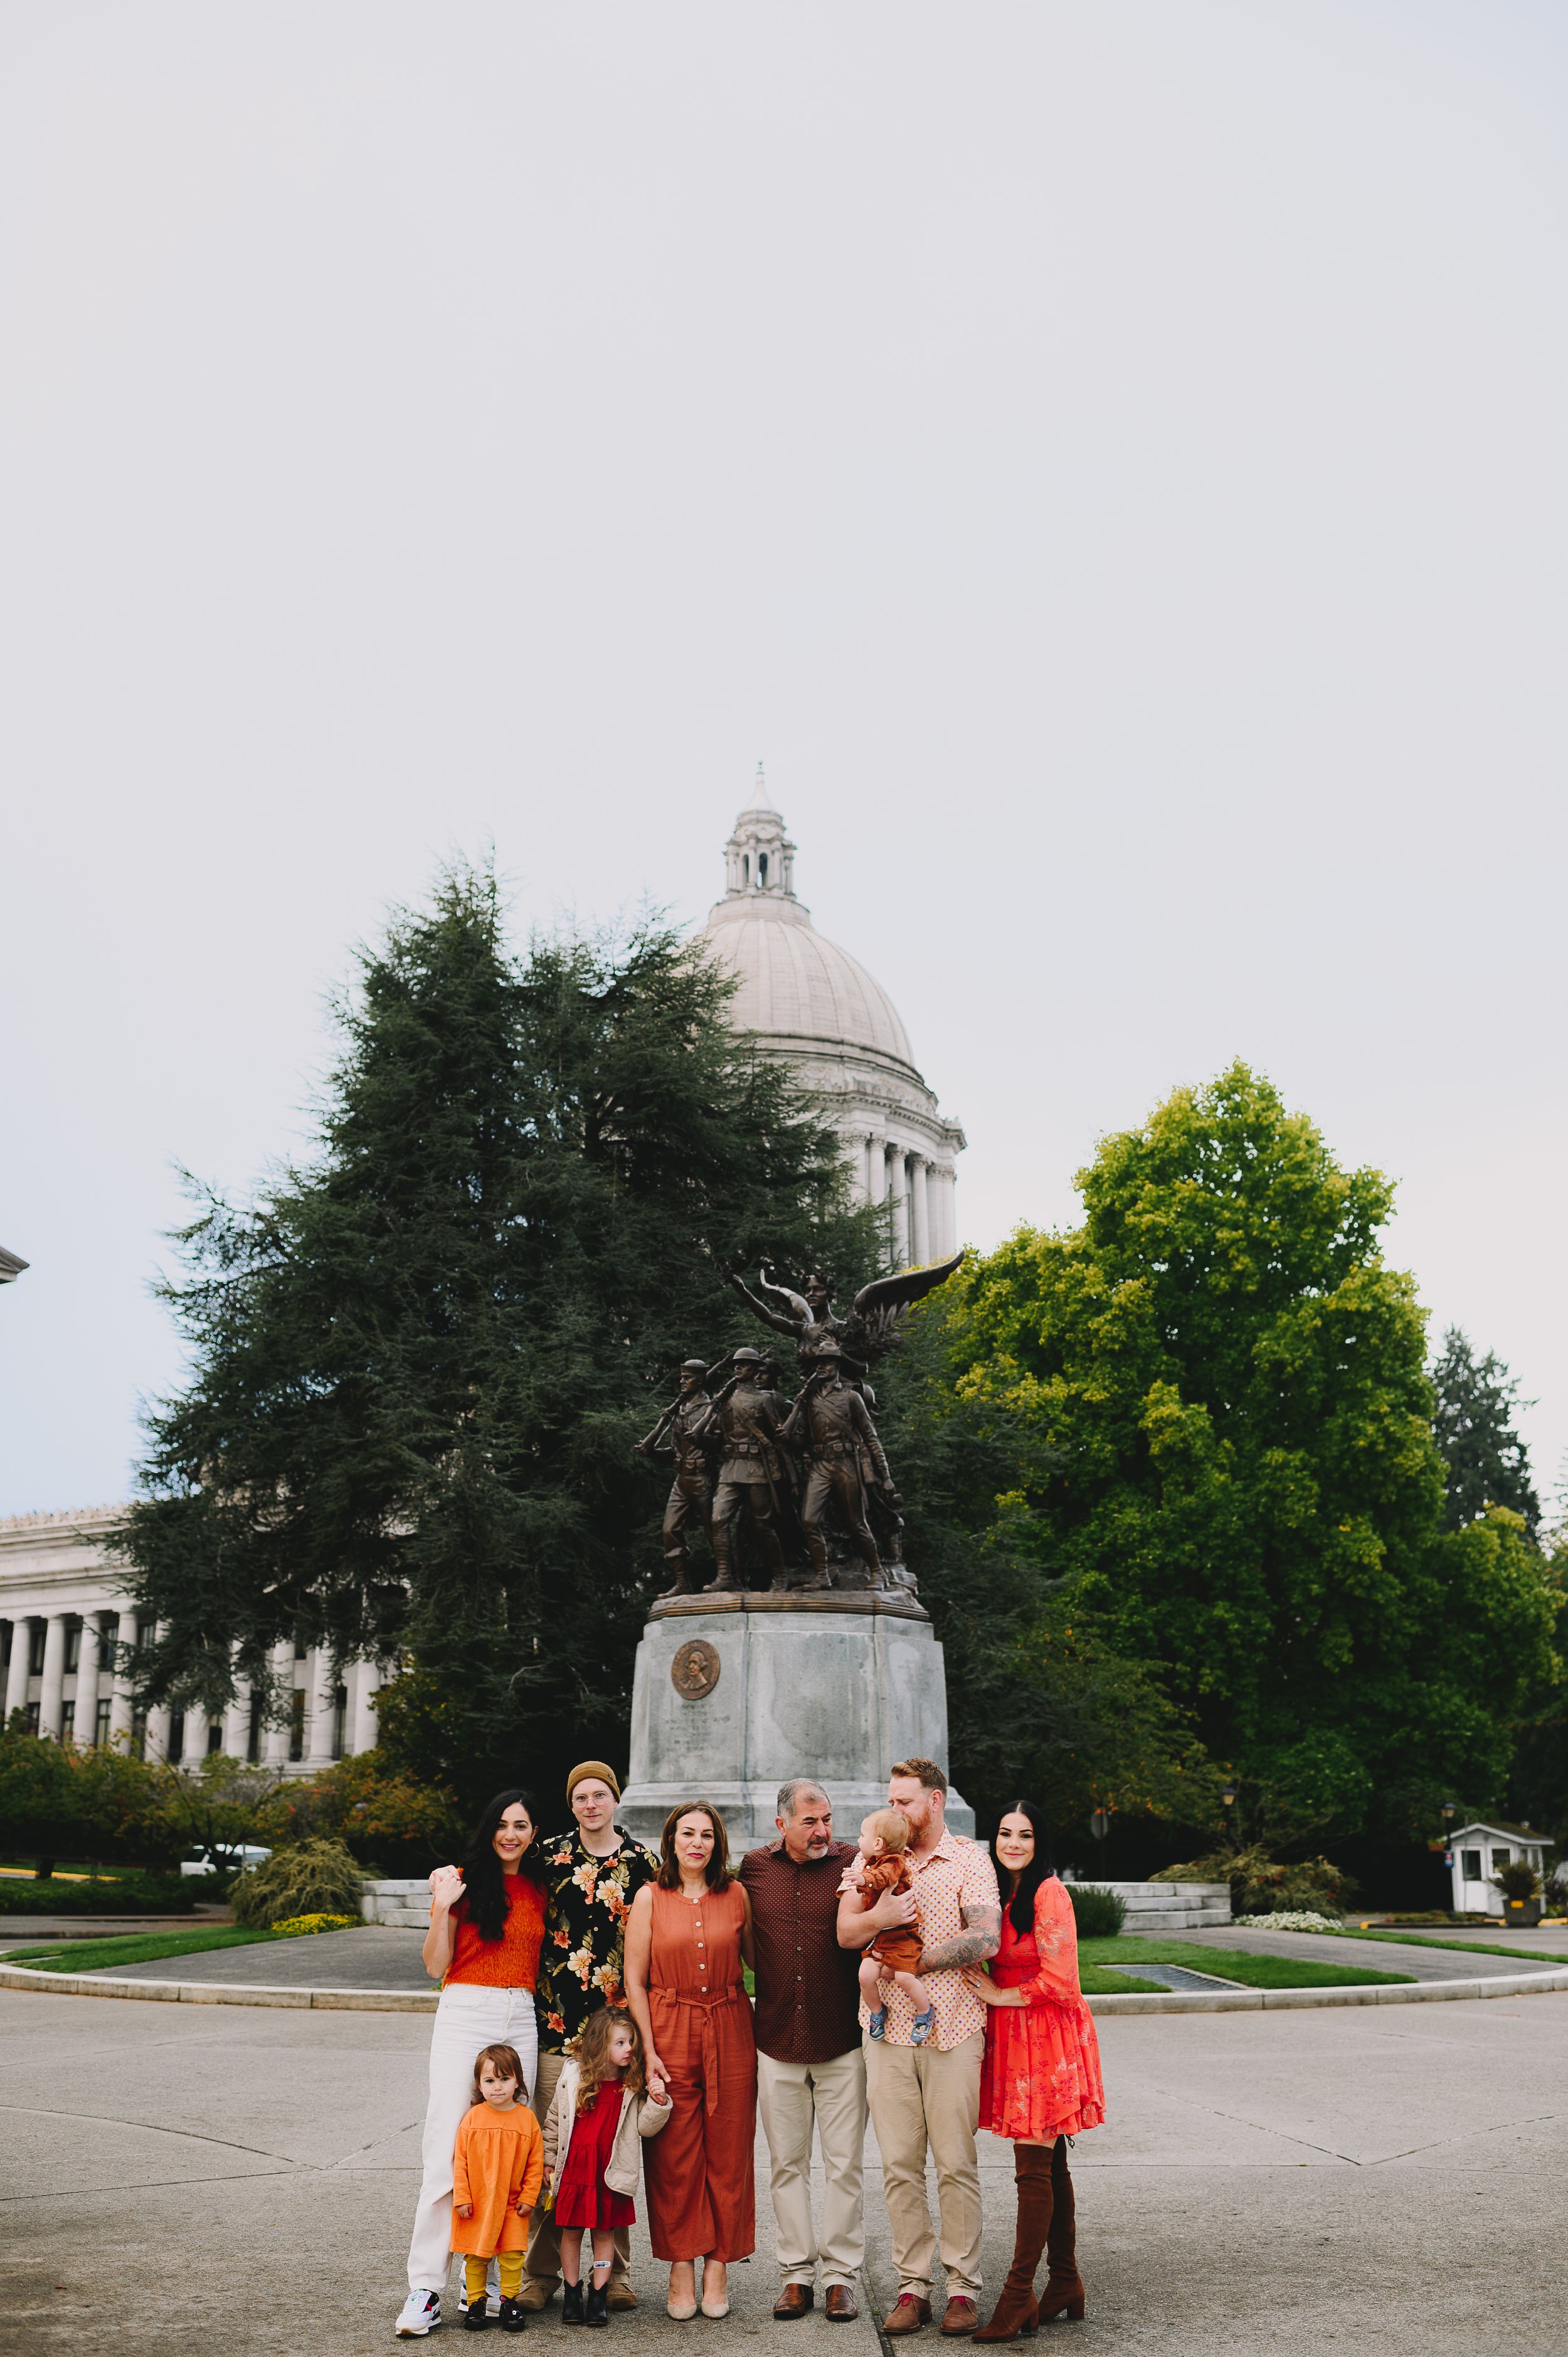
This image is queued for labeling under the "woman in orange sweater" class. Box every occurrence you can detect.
[397,1789,549,2340]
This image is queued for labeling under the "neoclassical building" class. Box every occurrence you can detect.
[699,774,965,1264]
[1,779,965,1768]
[0,1504,379,1772]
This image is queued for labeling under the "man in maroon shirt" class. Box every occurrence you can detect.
[740,1779,909,2322]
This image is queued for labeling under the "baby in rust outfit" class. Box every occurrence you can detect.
[854,1809,936,2045]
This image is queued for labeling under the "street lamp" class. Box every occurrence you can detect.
[1088,1808,1110,1878]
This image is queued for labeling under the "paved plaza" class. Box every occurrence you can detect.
[2,1980,1564,2354]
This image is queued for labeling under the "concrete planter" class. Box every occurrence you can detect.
[1504,1898,1542,1927]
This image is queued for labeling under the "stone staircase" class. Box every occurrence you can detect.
[1066,1878,1232,1932]
[361,1878,432,1929]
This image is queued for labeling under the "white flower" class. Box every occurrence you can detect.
[1237,1910,1343,1934]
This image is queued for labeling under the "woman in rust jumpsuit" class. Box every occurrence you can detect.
[624,1802,756,2320]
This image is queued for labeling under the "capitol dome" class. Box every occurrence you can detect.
[696,774,964,1265]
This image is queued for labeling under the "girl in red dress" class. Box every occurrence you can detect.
[964,1801,1105,2343]
[541,2007,671,2326]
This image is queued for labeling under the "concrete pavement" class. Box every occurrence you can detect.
[5,1982,1567,2352]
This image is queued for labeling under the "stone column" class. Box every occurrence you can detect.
[349,1659,381,1757]
[109,1610,137,1745]
[37,1615,69,1740]
[866,1137,886,1205]
[911,1157,930,1264]
[75,1617,103,1746]
[265,1639,294,1766]
[3,1617,33,1725]
[890,1151,911,1267]
[303,1649,337,1770]
[929,1163,951,1260]
[144,1700,172,1764]
[221,1670,250,1760]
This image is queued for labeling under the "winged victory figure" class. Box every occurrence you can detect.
[727,1254,963,1380]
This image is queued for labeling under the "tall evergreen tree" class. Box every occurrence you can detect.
[1429,1326,1540,1535]
[122,868,879,1808]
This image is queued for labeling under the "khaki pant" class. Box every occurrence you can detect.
[756,2046,867,2289]
[864,2032,984,2304]
[524,2049,632,2293]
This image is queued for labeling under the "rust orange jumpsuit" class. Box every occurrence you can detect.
[642,1881,756,2262]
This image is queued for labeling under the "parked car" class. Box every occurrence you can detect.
[180,1844,272,1878]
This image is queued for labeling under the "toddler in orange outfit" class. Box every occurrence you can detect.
[452,2043,545,2333]
[853,1809,936,2045]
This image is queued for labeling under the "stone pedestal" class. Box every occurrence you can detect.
[619,1592,973,1849]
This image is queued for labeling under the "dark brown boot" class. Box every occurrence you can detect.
[974,2145,1052,2343]
[1037,2138,1085,2322]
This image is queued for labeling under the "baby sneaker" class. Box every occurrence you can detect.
[497,2296,526,2333]
[867,2006,887,2041]
[464,2297,491,2332]
[910,2005,936,2046]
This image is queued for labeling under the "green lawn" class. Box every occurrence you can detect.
[1337,1929,1568,1967]
[1078,1935,1414,1991]
[1079,1967,1170,1994]
[4,1927,283,1974]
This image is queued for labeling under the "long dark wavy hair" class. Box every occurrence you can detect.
[458,1788,545,1943]
[989,1799,1055,1937]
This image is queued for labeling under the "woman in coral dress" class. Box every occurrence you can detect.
[623,1802,756,2321]
[964,1801,1105,2343]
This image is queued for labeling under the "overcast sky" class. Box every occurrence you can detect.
[3,2,1565,1521]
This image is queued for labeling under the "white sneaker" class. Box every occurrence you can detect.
[395,2289,442,2336]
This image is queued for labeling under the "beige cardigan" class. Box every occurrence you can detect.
[541,2059,672,2201]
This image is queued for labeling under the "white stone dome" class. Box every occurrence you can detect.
[702,897,916,1070]
[692,774,965,1267]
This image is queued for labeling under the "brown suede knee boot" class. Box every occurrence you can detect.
[1037,2137,1086,2321]
[974,2144,1054,2343]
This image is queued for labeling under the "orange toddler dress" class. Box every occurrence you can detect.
[449,2103,545,2260]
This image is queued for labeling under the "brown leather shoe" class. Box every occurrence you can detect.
[885,2294,934,2335]
[941,2297,980,2336]
[825,2285,859,2322]
[773,2284,814,2319]
[605,2282,637,2312]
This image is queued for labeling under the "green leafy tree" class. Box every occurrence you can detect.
[1429,1326,1540,1534]
[874,1299,1219,1834]
[939,1062,1560,1841]
[120,868,879,1812]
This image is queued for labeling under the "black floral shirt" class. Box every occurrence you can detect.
[534,1826,661,2053]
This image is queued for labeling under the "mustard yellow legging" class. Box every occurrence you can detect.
[465,2253,524,2306]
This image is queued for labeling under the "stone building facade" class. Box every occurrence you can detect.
[697,774,965,1264]
[0,1504,380,1772]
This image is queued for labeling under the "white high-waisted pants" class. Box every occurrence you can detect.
[406,1983,539,2295]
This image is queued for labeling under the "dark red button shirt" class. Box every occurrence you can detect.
[739,1839,862,2065]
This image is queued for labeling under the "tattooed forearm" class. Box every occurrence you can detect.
[918,1903,1001,1972]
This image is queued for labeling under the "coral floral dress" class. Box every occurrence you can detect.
[979,1876,1106,2143]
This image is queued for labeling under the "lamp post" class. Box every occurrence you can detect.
[1219,1781,1237,1848]
[1089,1808,1110,1881]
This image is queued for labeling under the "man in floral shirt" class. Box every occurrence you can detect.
[519,1760,660,2314]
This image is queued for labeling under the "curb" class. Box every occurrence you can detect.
[1086,1966,1568,2014]
[4,1961,1568,2018]
[0,1963,438,2011]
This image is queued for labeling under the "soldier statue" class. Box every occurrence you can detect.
[635,1357,719,1597]
[778,1338,893,1589]
[691,1346,790,1593]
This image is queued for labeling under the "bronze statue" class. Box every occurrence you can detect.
[635,1358,720,1597]
[728,1253,963,1380]
[778,1339,892,1589]
[691,1346,790,1593]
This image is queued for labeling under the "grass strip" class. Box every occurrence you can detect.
[1076,1935,1413,1989]
[4,1927,283,1974]
[1335,1929,1568,1967]
[1079,1968,1172,1996]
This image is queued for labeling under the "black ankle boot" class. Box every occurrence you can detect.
[561,2283,585,2326]
[585,2282,608,2329]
